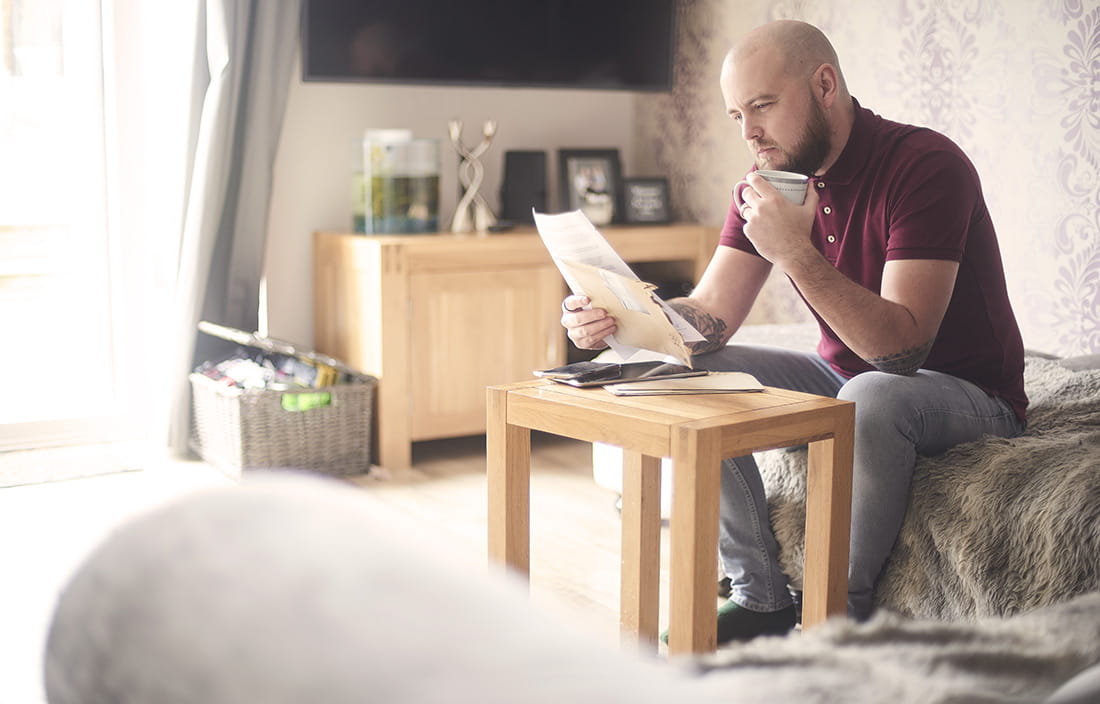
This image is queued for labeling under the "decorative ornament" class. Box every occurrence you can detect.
[449,119,498,233]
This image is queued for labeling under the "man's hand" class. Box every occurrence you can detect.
[560,295,616,350]
[738,172,819,269]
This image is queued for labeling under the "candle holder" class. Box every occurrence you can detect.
[449,119,498,233]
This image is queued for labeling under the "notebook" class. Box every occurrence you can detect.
[604,371,764,396]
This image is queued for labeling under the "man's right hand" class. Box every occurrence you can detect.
[560,295,616,350]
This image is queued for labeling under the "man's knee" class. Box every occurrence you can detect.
[837,372,920,432]
[838,371,912,406]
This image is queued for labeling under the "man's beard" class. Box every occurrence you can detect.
[756,98,831,176]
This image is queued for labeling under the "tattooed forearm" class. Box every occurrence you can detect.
[866,338,934,376]
[668,298,731,355]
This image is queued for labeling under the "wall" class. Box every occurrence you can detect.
[638,0,1100,355]
[264,51,643,347]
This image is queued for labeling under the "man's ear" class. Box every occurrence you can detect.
[813,63,840,107]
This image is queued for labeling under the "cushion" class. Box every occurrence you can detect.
[43,473,698,704]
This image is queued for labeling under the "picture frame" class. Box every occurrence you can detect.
[558,148,622,226]
[622,177,671,224]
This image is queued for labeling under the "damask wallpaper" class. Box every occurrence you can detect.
[636,0,1100,356]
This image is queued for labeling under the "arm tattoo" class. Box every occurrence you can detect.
[867,338,935,376]
[668,299,730,355]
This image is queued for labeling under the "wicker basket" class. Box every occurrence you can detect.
[189,372,375,477]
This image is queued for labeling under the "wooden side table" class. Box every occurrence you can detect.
[486,379,854,655]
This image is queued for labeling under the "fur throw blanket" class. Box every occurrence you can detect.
[690,591,1100,704]
[760,356,1100,620]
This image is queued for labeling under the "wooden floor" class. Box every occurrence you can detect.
[349,432,674,650]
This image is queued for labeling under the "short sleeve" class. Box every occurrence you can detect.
[884,143,980,263]
[718,191,761,256]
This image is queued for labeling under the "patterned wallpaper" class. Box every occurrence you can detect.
[637,0,1100,356]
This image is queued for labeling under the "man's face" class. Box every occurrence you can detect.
[720,50,831,176]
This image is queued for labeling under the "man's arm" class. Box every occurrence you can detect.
[669,247,772,354]
[739,173,958,375]
[780,249,957,374]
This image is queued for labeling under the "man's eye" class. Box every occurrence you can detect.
[754,102,772,111]
[731,113,743,123]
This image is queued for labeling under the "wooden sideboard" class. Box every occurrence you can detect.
[312,224,718,469]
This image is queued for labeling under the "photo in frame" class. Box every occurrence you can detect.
[557,148,622,226]
[622,177,671,224]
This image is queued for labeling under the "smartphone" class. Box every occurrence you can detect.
[533,361,621,383]
[556,361,706,388]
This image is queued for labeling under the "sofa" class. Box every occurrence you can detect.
[43,472,1100,704]
[592,323,1100,619]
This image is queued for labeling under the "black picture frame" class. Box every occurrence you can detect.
[558,148,622,225]
[622,177,671,224]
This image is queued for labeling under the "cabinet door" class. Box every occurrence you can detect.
[408,265,565,440]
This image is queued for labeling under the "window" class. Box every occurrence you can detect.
[0,0,116,448]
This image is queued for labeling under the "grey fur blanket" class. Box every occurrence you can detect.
[760,357,1100,619]
[691,591,1100,704]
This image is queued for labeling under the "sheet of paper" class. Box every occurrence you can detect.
[605,371,764,396]
[533,209,704,363]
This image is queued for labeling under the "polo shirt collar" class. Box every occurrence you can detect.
[820,97,874,186]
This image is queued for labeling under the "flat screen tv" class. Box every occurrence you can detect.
[301,0,678,91]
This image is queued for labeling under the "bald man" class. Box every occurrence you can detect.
[562,20,1027,644]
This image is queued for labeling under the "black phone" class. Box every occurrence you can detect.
[533,361,621,383]
[554,361,706,388]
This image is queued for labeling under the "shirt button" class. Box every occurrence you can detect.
[816,181,825,188]
[823,206,832,214]
[827,235,836,243]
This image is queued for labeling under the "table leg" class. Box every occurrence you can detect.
[486,387,532,576]
[801,417,854,627]
[619,451,661,652]
[668,425,721,655]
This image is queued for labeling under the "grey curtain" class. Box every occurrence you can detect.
[168,0,301,453]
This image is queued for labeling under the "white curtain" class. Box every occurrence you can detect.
[166,0,301,452]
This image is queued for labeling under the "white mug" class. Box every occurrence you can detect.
[734,169,810,214]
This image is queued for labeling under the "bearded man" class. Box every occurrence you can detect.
[561,19,1027,644]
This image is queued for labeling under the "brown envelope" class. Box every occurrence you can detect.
[559,259,692,366]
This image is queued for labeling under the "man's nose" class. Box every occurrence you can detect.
[740,116,762,142]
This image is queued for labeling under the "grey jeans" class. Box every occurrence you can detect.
[692,343,1025,620]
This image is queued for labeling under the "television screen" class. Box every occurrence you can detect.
[302,0,678,91]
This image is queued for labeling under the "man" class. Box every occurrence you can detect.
[561,19,1027,644]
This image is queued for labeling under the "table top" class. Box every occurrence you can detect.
[493,379,852,459]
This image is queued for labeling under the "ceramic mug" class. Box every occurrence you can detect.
[734,169,810,215]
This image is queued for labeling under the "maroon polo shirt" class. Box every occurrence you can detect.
[720,99,1028,420]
